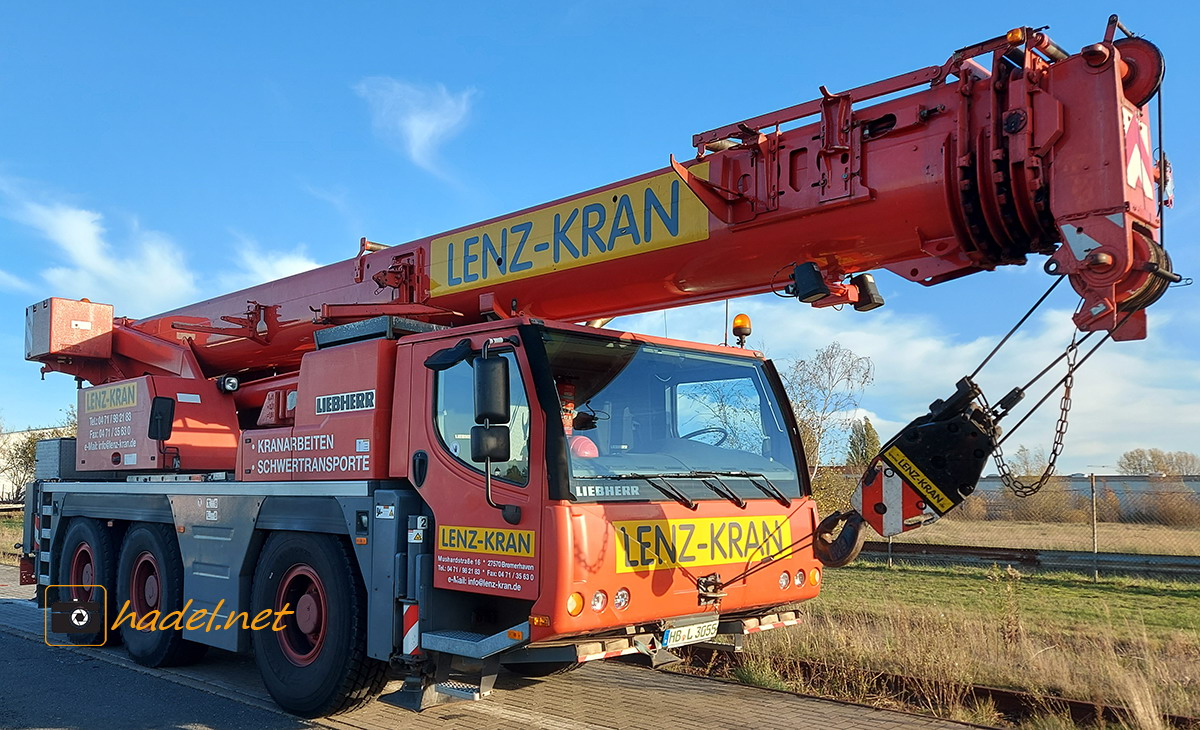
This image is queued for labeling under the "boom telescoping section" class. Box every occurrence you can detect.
[29,20,1171,395]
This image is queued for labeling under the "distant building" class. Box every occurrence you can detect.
[0,428,58,502]
[977,474,1200,493]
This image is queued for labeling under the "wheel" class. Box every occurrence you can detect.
[116,522,209,667]
[251,532,387,717]
[503,660,582,677]
[55,518,119,646]
[681,427,729,446]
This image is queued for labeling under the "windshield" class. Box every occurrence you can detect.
[541,330,803,504]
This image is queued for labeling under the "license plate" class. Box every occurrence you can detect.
[662,619,719,648]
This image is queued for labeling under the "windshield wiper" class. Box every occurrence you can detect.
[653,475,699,510]
[697,470,792,507]
[577,473,697,510]
[699,476,747,509]
[648,471,747,508]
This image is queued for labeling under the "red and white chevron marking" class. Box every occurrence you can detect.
[402,602,420,656]
[739,617,801,634]
[852,462,930,537]
[577,645,641,663]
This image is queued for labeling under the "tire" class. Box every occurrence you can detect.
[54,518,119,646]
[116,522,209,667]
[502,660,582,678]
[251,532,387,717]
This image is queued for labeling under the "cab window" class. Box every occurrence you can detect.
[434,352,531,486]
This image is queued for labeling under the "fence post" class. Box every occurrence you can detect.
[1090,473,1099,583]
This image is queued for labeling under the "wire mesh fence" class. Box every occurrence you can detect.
[864,475,1200,557]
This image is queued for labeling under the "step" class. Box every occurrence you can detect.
[434,679,487,701]
[420,621,530,659]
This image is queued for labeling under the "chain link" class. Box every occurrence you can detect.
[994,340,1077,497]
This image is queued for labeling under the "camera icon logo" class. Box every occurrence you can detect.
[45,585,107,647]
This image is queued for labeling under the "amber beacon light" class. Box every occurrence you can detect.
[732,313,752,347]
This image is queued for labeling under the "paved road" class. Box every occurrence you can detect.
[0,566,987,729]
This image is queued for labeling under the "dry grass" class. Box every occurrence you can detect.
[875,519,1200,556]
[715,563,1200,727]
[0,516,22,566]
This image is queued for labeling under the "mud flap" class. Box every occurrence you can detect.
[850,377,998,537]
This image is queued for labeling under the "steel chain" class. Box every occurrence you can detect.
[994,340,1077,497]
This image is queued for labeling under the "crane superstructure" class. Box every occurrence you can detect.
[21,16,1174,717]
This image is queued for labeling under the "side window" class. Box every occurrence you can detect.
[434,352,531,486]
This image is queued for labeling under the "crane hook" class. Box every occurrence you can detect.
[812,510,868,568]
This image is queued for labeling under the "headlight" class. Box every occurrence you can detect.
[778,571,790,590]
[591,590,608,612]
[794,569,806,588]
[613,587,630,610]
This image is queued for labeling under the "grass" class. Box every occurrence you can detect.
[876,518,1200,556]
[0,516,21,566]
[720,562,1200,726]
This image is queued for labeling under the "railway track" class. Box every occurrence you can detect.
[675,644,1200,729]
[858,542,1200,580]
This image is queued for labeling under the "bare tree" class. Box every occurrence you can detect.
[1006,444,1049,477]
[779,342,874,475]
[0,407,77,503]
[1117,448,1200,476]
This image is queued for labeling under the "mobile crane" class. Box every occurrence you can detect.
[20,16,1174,717]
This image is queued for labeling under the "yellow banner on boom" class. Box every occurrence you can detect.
[429,165,711,297]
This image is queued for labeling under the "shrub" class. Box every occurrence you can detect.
[949,495,989,521]
[1096,487,1124,522]
[1139,490,1200,528]
[810,470,858,518]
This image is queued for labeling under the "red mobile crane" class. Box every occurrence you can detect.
[21,17,1174,716]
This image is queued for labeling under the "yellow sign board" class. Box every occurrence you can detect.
[882,445,954,513]
[438,525,535,557]
[83,382,138,413]
[613,516,791,573]
[429,165,711,296]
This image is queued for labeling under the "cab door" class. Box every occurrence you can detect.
[405,334,544,601]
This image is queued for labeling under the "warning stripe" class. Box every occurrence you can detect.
[740,618,802,635]
[855,466,887,536]
[882,470,903,536]
[402,603,420,655]
[577,646,642,663]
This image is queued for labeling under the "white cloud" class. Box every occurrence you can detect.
[302,184,363,234]
[353,77,474,178]
[1,180,327,319]
[0,268,34,293]
[217,233,322,292]
[13,198,199,317]
[614,297,1200,473]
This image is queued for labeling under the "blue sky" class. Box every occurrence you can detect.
[0,3,1196,473]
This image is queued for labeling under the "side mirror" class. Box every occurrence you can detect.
[470,425,510,463]
[147,396,175,441]
[474,356,510,424]
[472,343,521,526]
[424,338,474,372]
